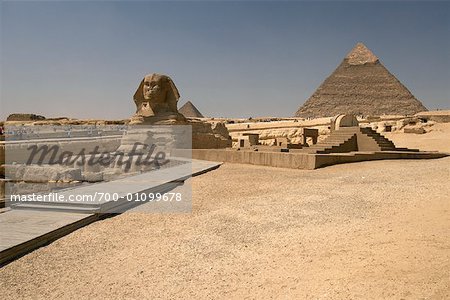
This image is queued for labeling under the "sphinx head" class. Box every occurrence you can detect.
[133,73,180,117]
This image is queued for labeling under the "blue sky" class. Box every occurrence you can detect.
[1,1,449,120]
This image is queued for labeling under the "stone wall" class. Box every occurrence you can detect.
[224,119,332,147]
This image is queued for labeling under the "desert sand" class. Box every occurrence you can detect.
[1,126,449,299]
[385,123,450,153]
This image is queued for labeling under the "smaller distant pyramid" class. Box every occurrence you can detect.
[179,101,204,118]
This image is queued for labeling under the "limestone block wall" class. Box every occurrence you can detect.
[192,149,317,169]
[415,110,450,123]
[191,121,232,149]
[225,119,332,146]
[224,115,439,148]
[359,116,436,134]
[4,137,122,165]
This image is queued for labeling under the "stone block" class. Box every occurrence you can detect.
[404,127,426,134]
[83,172,104,183]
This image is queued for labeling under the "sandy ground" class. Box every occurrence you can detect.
[385,123,450,153]
[1,126,450,299]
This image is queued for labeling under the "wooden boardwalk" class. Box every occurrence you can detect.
[0,159,221,266]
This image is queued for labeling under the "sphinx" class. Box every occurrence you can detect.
[130,73,187,124]
[129,73,231,149]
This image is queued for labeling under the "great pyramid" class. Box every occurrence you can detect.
[295,43,427,118]
[179,101,205,118]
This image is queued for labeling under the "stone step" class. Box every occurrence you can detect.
[309,141,346,147]
[314,127,399,153]
[376,141,394,145]
[324,136,352,140]
[304,137,353,153]
[322,140,350,144]
[329,133,356,136]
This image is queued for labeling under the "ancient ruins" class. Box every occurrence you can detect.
[0,57,449,269]
[2,0,449,296]
[130,73,187,125]
[295,43,428,118]
[129,73,231,149]
[192,113,448,169]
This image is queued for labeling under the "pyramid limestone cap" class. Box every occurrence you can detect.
[345,43,379,65]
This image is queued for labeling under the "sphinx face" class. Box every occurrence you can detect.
[143,75,164,102]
